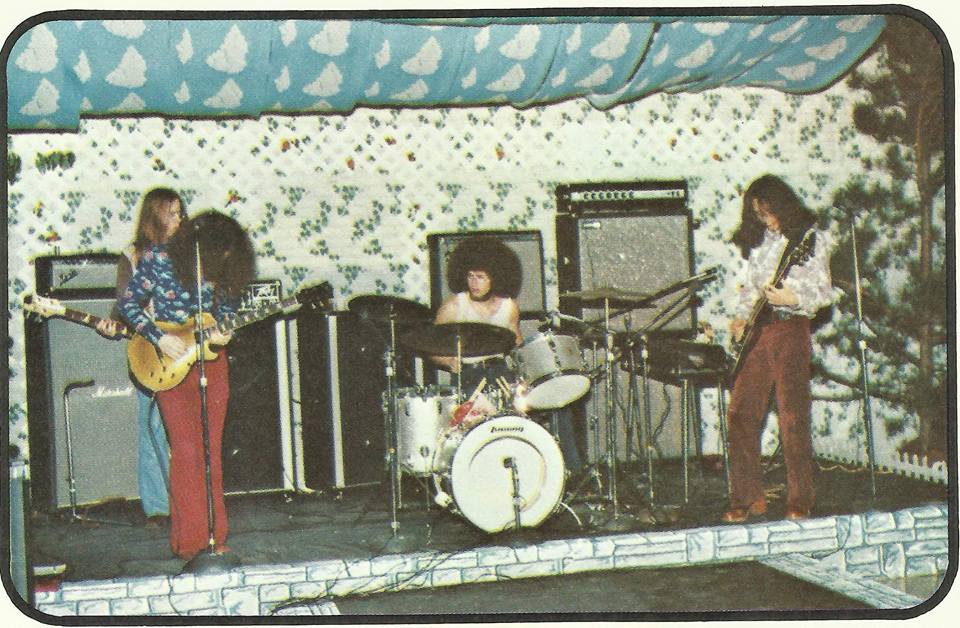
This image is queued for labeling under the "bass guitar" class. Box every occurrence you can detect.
[23,283,332,392]
[728,229,816,381]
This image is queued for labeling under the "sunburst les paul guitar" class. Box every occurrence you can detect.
[23,284,331,392]
[728,229,816,381]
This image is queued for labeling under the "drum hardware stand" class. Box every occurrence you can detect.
[622,333,656,506]
[563,338,605,504]
[628,286,699,510]
[183,239,240,575]
[637,334,657,507]
[61,380,131,527]
[590,296,641,532]
[380,307,422,552]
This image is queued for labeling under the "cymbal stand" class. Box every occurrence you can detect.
[623,332,656,506]
[565,338,605,502]
[620,314,646,467]
[383,306,402,537]
[636,334,656,506]
[601,296,621,517]
[634,287,698,507]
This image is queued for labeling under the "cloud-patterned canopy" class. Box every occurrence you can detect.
[7,15,885,131]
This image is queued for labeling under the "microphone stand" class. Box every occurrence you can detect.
[62,380,129,526]
[182,235,238,574]
[851,220,878,498]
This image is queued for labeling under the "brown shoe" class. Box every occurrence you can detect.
[721,500,766,523]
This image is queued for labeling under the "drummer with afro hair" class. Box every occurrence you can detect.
[430,236,523,393]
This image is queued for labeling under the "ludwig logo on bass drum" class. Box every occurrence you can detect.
[489,425,525,433]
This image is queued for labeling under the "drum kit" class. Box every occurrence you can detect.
[347,270,726,537]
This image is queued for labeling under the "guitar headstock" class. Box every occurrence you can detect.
[789,230,817,266]
[295,282,334,312]
[23,294,66,318]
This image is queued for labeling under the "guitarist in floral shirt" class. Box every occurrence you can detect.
[119,210,255,562]
[722,175,841,524]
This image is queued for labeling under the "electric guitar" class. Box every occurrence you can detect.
[23,283,332,392]
[728,229,817,381]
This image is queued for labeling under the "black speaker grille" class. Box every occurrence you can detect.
[557,211,696,335]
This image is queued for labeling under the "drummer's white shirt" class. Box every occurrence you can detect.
[452,292,515,363]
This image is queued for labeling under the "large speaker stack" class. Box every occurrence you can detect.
[24,254,297,510]
[295,309,418,489]
[555,180,698,459]
[25,254,140,509]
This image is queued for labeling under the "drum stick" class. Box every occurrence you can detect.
[496,376,511,397]
[467,377,487,403]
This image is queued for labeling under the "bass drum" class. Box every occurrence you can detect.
[433,414,565,533]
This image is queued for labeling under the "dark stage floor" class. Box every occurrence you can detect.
[28,459,949,584]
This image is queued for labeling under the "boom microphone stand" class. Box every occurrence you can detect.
[182,232,239,574]
[851,219,878,498]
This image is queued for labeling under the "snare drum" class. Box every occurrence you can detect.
[511,333,590,410]
[391,386,458,476]
[432,414,565,533]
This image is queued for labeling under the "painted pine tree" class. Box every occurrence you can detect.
[816,16,948,459]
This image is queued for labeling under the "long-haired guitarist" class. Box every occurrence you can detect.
[118,210,255,562]
[95,187,186,528]
[722,174,840,524]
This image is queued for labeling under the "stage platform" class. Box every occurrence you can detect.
[22,459,951,618]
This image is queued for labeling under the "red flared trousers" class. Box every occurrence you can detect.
[726,317,815,513]
[156,354,229,559]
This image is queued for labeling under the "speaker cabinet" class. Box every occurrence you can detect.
[428,230,546,316]
[222,319,286,494]
[25,295,141,509]
[296,310,418,489]
[556,180,696,335]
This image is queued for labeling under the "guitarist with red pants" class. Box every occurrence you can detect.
[722,175,840,523]
[119,211,255,561]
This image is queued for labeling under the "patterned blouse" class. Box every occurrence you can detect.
[118,245,239,345]
[734,227,842,320]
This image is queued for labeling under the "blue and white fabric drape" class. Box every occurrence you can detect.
[7,15,885,130]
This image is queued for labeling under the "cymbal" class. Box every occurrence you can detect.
[348,294,431,323]
[400,322,515,357]
[560,286,654,307]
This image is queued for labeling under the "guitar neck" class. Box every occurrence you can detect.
[60,307,133,338]
[209,294,300,334]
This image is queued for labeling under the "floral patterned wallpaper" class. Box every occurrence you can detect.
[8,64,925,477]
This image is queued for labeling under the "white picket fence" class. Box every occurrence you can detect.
[816,444,948,485]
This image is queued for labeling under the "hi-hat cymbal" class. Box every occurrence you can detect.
[400,322,515,357]
[348,294,432,323]
[560,286,654,307]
